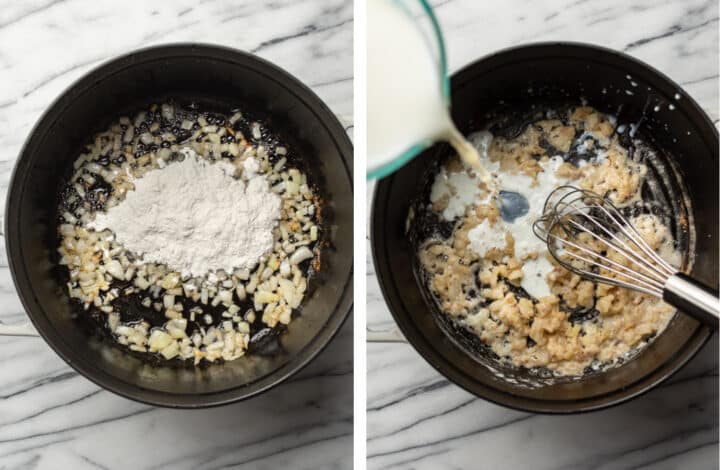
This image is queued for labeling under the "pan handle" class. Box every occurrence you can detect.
[367,326,406,343]
[337,114,354,129]
[0,320,39,336]
[0,224,38,336]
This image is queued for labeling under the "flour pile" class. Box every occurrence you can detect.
[89,148,281,278]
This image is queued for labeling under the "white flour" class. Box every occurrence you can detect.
[89,148,281,278]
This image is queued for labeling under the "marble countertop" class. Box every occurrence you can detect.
[367,0,718,469]
[0,0,352,468]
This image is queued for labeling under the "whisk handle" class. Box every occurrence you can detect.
[664,273,719,328]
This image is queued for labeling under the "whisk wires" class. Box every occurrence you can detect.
[533,186,677,298]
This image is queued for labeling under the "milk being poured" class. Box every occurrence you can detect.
[367,0,492,185]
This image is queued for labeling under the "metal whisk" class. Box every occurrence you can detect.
[533,186,719,327]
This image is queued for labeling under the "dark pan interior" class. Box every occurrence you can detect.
[5,44,353,407]
[371,43,717,413]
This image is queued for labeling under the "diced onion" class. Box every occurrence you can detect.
[289,246,313,265]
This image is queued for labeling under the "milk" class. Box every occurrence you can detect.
[431,131,577,298]
[367,0,493,185]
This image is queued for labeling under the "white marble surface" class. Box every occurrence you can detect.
[0,0,352,468]
[367,0,718,468]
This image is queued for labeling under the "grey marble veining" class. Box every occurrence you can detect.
[0,0,352,468]
[367,0,718,468]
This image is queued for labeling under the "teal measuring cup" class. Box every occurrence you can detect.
[366,0,450,180]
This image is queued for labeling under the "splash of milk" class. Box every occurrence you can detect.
[473,132,572,298]
[431,131,576,298]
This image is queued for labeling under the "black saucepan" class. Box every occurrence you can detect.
[371,42,717,413]
[5,44,353,408]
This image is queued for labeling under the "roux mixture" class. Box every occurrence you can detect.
[57,102,322,364]
[417,106,681,376]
